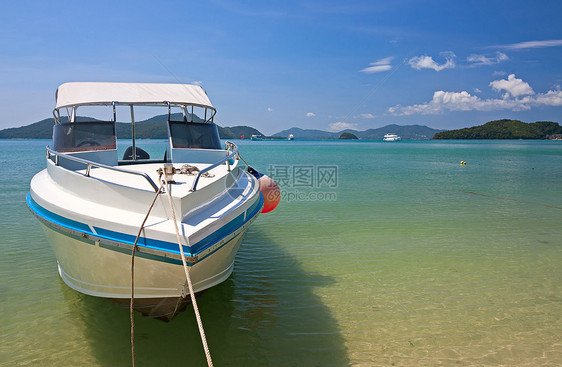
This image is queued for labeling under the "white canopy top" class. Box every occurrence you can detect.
[55,82,214,110]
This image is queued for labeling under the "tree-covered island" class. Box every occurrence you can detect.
[433,119,562,139]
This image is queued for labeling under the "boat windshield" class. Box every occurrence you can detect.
[169,121,221,149]
[50,97,224,168]
[52,121,116,152]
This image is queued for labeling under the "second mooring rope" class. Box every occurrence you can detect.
[164,178,214,367]
[130,176,164,367]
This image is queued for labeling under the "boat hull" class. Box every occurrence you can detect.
[34,206,256,319]
[40,221,244,298]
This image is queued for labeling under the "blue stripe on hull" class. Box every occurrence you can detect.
[26,194,91,234]
[27,192,263,262]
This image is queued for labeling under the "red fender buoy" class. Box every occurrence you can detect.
[247,167,280,213]
[259,175,280,213]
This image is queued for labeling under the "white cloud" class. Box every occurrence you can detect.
[374,56,394,65]
[388,91,518,115]
[490,74,534,97]
[474,88,482,94]
[467,52,508,66]
[267,107,273,112]
[409,52,455,71]
[532,89,562,106]
[361,64,392,73]
[356,113,375,119]
[360,56,394,73]
[305,112,316,117]
[495,39,562,50]
[389,91,483,115]
[328,121,358,132]
[388,75,562,116]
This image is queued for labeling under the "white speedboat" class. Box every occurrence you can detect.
[27,82,263,320]
[288,134,294,140]
[383,133,401,141]
[250,134,263,141]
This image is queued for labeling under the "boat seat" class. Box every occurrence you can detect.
[122,146,150,160]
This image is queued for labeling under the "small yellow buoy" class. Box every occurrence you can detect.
[460,161,467,165]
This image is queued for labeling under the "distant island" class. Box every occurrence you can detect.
[339,132,358,140]
[433,119,562,139]
[273,124,442,140]
[0,116,443,140]
[1,116,560,141]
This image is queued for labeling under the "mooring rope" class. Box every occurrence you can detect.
[130,175,164,367]
[164,178,214,367]
[236,152,253,171]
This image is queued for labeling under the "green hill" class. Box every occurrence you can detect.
[217,125,262,139]
[0,118,57,139]
[338,132,358,140]
[433,119,562,139]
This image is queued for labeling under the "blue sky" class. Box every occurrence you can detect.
[1,0,561,135]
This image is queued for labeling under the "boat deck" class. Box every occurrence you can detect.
[79,162,231,196]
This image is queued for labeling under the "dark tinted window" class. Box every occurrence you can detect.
[53,121,116,152]
[169,121,222,149]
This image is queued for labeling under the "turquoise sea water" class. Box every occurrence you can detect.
[1,139,561,366]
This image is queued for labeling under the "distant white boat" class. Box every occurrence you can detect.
[250,134,263,141]
[383,133,401,141]
[288,134,294,141]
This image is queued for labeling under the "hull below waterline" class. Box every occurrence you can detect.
[109,293,204,321]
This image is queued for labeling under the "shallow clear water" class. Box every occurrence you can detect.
[1,139,561,366]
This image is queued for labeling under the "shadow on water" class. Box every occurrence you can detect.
[64,229,349,366]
